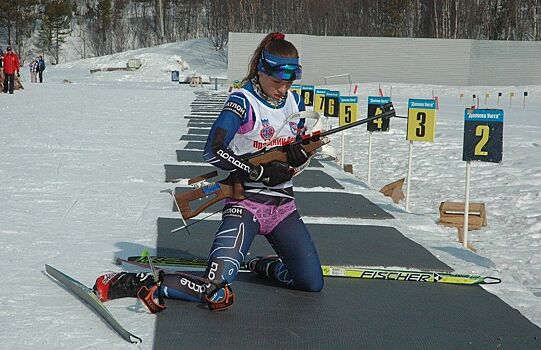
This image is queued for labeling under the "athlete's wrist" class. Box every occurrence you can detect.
[248,165,263,181]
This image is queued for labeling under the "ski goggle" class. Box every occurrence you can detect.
[258,50,302,81]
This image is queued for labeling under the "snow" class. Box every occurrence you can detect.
[0,39,539,348]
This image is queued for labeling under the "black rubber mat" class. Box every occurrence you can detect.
[191,103,224,105]
[187,118,214,123]
[157,218,446,270]
[179,134,207,142]
[183,141,205,150]
[173,149,323,165]
[190,108,222,111]
[187,121,214,128]
[295,191,393,219]
[165,164,343,189]
[166,164,228,182]
[307,158,323,167]
[172,188,392,219]
[183,115,217,120]
[154,218,541,350]
[175,147,323,168]
[176,149,206,162]
[187,128,209,135]
[190,112,220,116]
[189,111,221,115]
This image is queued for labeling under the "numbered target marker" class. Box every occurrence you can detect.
[314,89,328,113]
[463,109,504,163]
[301,85,315,107]
[339,96,358,126]
[407,99,437,142]
[290,84,301,95]
[324,90,340,118]
[367,96,391,132]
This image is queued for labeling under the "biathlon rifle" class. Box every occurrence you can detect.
[175,102,396,220]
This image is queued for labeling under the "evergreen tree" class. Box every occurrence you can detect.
[38,0,72,64]
[96,0,112,55]
[0,0,39,55]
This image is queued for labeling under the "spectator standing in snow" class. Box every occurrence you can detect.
[29,58,38,83]
[2,46,20,94]
[37,56,45,83]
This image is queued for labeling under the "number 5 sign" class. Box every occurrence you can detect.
[407,99,436,142]
[463,109,504,163]
[339,96,358,126]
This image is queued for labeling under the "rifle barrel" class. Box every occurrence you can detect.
[247,102,396,157]
[319,103,395,138]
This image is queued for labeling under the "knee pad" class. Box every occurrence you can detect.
[204,257,235,310]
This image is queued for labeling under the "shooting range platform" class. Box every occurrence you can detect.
[144,90,541,349]
[179,134,207,142]
[152,218,541,350]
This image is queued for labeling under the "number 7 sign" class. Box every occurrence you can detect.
[407,99,437,142]
[463,109,504,163]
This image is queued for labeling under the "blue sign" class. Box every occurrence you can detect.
[463,108,504,163]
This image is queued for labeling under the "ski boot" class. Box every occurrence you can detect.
[93,271,166,313]
[204,282,235,311]
[247,256,282,278]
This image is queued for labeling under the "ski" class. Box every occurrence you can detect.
[45,264,142,344]
[119,256,501,285]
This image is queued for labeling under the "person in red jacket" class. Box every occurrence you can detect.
[3,46,20,94]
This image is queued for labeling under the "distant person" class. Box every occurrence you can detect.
[37,55,45,83]
[0,47,4,91]
[29,58,38,83]
[2,46,20,94]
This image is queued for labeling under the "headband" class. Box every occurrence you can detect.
[260,50,300,68]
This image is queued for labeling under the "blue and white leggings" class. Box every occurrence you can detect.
[159,200,324,303]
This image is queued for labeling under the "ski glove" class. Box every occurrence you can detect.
[285,143,309,167]
[249,161,292,187]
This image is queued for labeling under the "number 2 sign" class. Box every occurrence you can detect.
[407,99,437,142]
[463,108,504,163]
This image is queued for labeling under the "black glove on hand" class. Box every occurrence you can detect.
[285,143,309,167]
[17,72,20,77]
[249,161,292,187]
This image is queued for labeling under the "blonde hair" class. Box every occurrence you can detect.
[241,32,299,85]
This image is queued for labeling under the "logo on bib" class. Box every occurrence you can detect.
[289,121,306,135]
[259,119,275,140]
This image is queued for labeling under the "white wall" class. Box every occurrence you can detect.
[228,32,541,86]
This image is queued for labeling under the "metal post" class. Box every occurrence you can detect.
[341,131,345,166]
[463,162,471,248]
[367,132,372,186]
[405,141,414,212]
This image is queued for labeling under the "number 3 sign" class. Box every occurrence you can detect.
[407,99,437,142]
[463,108,504,163]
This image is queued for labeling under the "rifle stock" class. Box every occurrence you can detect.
[175,182,232,219]
[174,137,330,219]
[175,102,395,220]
